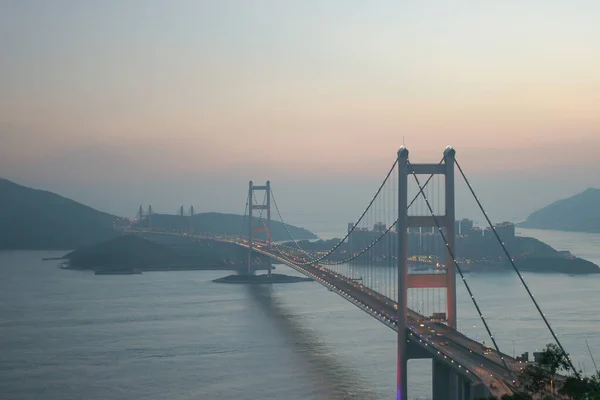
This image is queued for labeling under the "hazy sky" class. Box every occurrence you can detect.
[1,1,599,234]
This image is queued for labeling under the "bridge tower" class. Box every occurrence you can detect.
[247,180,271,276]
[397,146,457,400]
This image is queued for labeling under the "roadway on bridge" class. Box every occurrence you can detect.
[246,241,519,398]
[130,231,520,397]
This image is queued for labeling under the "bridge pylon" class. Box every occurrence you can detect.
[397,146,458,400]
[247,180,271,276]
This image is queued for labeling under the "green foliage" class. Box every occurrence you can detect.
[559,376,592,399]
[519,364,549,396]
[540,344,571,375]
[512,392,533,400]
[516,343,600,399]
[501,393,532,400]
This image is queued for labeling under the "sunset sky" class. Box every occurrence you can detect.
[1,1,599,233]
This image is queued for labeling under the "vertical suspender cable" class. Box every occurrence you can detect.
[455,159,579,377]
[409,161,512,377]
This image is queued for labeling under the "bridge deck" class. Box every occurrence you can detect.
[126,230,521,397]
[234,239,520,398]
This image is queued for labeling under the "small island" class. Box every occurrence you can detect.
[283,221,600,274]
[515,256,599,274]
[58,235,314,285]
[60,235,270,274]
[213,273,313,284]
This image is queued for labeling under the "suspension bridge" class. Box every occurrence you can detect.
[128,146,578,400]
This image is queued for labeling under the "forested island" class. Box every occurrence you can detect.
[60,235,314,283]
[515,256,599,274]
[3,177,597,274]
[519,187,600,233]
[282,233,600,275]
[61,235,269,273]
[0,178,317,250]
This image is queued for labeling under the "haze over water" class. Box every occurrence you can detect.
[2,2,600,399]
[1,227,599,400]
[2,2,600,223]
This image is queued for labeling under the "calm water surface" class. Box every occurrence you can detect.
[1,228,599,400]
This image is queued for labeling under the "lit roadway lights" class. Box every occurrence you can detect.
[228,236,517,397]
[128,229,519,398]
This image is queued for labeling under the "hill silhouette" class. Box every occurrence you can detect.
[0,178,119,249]
[136,212,317,241]
[63,235,176,269]
[63,235,278,273]
[519,188,600,233]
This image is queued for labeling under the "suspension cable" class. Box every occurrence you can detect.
[409,161,513,377]
[238,192,250,237]
[249,190,299,267]
[455,159,579,377]
[250,192,314,265]
[293,158,398,265]
[324,222,396,265]
[317,170,441,266]
[272,172,438,268]
[270,188,318,261]
[268,160,442,266]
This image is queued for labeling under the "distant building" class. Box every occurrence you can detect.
[459,219,474,236]
[494,222,515,242]
[374,222,387,232]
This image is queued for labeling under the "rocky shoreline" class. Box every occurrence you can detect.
[213,273,313,284]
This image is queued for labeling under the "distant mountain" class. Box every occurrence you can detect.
[0,178,120,249]
[519,188,600,233]
[135,212,317,241]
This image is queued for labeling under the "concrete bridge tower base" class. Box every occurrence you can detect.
[432,359,488,400]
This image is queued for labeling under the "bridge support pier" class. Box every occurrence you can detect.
[432,358,451,400]
[456,374,466,400]
[470,383,488,400]
[449,370,458,400]
[433,359,477,400]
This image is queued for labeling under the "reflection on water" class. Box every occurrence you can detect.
[1,227,600,400]
[247,284,377,400]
